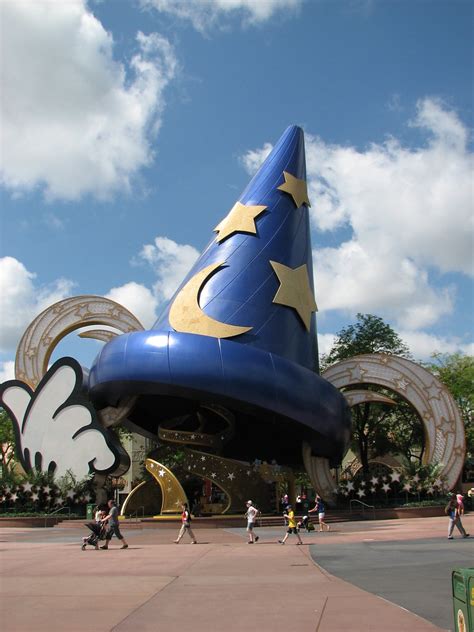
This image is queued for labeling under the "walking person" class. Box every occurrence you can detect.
[175,503,197,544]
[446,495,470,540]
[100,499,129,549]
[309,495,330,532]
[245,500,260,544]
[279,505,303,545]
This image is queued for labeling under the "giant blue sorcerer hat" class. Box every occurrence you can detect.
[89,126,350,465]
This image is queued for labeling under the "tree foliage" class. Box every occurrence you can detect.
[322,314,418,473]
[0,408,16,474]
[424,353,474,457]
[321,313,411,371]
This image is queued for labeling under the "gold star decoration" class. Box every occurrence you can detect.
[214,201,267,243]
[277,171,310,208]
[270,261,317,331]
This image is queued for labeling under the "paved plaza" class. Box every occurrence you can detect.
[0,515,472,631]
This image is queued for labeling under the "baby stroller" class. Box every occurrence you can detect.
[297,515,315,533]
[81,522,107,550]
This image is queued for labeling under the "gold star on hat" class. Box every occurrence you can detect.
[270,261,318,331]
[277,171,310,208]
[214,201,267,243]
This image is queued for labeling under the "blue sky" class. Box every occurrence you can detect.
[0,0,473,380]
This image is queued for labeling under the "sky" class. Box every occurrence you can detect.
[0,0,473,382]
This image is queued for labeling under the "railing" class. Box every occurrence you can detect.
[129,506,145,523]
[349,499,376,520]
[44,505,71,528]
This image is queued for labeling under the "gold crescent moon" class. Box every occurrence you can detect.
[169,261,252,339]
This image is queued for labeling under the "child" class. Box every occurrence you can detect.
[309,495,330,532]
[278,505,303,545]
[174,503,197,544]
[245,500,260,544]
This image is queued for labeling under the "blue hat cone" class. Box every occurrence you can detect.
[89,126,350,465]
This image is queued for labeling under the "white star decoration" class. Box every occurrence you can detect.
[31,493,39,502]
[10,493,18,502]
[158,469,165,477]
[403,483,412,492]
[22,482,33,493]
[357,489,365,498]
[43,486,51,494]
[390,471,401,482]
[395,377,409,391]
[370,476,379,485]
[211,473,217,478]
[201,456,206,461]
[359,481,366,487]
[67,490,75,499]
[433,479,442,488]
[346,481,354,491]
[413,474,420,483]
[382,484,390,493]
[227,473,235,480]
[370,487,377,493]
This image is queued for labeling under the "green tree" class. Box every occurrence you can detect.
[321,313,411,370]
[424,353,474,457]
[322,314,417,473]
[0,409,16,475]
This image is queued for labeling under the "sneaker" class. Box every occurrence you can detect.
[296,542,303,545]
[192,541,197,544]
[247,541,254,544]
[100,545,108,549]
[255,536,259,542]
[81,544,86,551]
[462,534,470,538]
[121,544,128,549]
[278,540,284,545]
[447,536,453,539]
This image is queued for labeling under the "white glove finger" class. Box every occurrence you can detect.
[26,363,78,429]
[1,385,31,433]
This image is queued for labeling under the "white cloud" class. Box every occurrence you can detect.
[138,236,200,300]
[0,257,74,354]
[241,99,473,332]
[0,2,177,200]
[106,282,158,329]
[0,361,15,383]
[399,331,474,361]
[141,0,303,31]
[105,236,200,328]
[317,333,337,357]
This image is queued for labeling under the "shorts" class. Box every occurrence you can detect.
[287,527,298,534]
[318,513,325,520]
[247,522,255,532]
[106,524,124,540]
